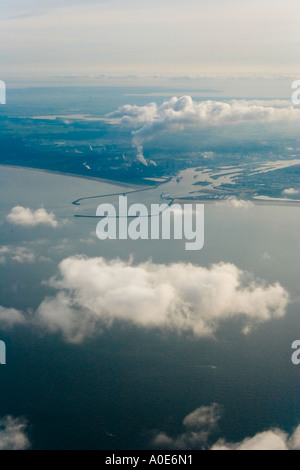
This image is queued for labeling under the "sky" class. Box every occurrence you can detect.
[0,0,299,82]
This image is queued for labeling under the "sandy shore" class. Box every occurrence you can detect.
[0,164,147,189]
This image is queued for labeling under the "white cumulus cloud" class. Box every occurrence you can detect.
[36,256,289,343]
[0,306,26,329]
[7,206,58,228]
[0,416,30,450]
[282,188,299,195]
[108,96,300,148]
[153,404,300,451]
[212,427,300,451]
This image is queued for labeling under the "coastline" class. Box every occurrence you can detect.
[174,198,300,207]
[1,164,299,208]
[0,164,147,190]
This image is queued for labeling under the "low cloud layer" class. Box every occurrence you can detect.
[36,256,289,343]
[212,427,300,451]
[0,306,26,329]
[0,245,52,264]
[282,188,299,196]
[7,206,58,228]
[0,246,10,265]
[153,404,300,451]
[0,246,36,264]
[0,416,30,450]
[153,404,221,449]
[108,96,300,161]
[216,197,254,208]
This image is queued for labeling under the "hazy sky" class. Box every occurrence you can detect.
[0,0,299,79]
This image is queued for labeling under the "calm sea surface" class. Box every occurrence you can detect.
[0,166,299,449]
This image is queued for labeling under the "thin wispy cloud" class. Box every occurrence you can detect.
[0,306,26,329]
[153,404,222,449]
[0,416,30,450]
[11,247,36,263]
[216,197,254,208]
[0,245,53,264]
[0,0,299,76]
